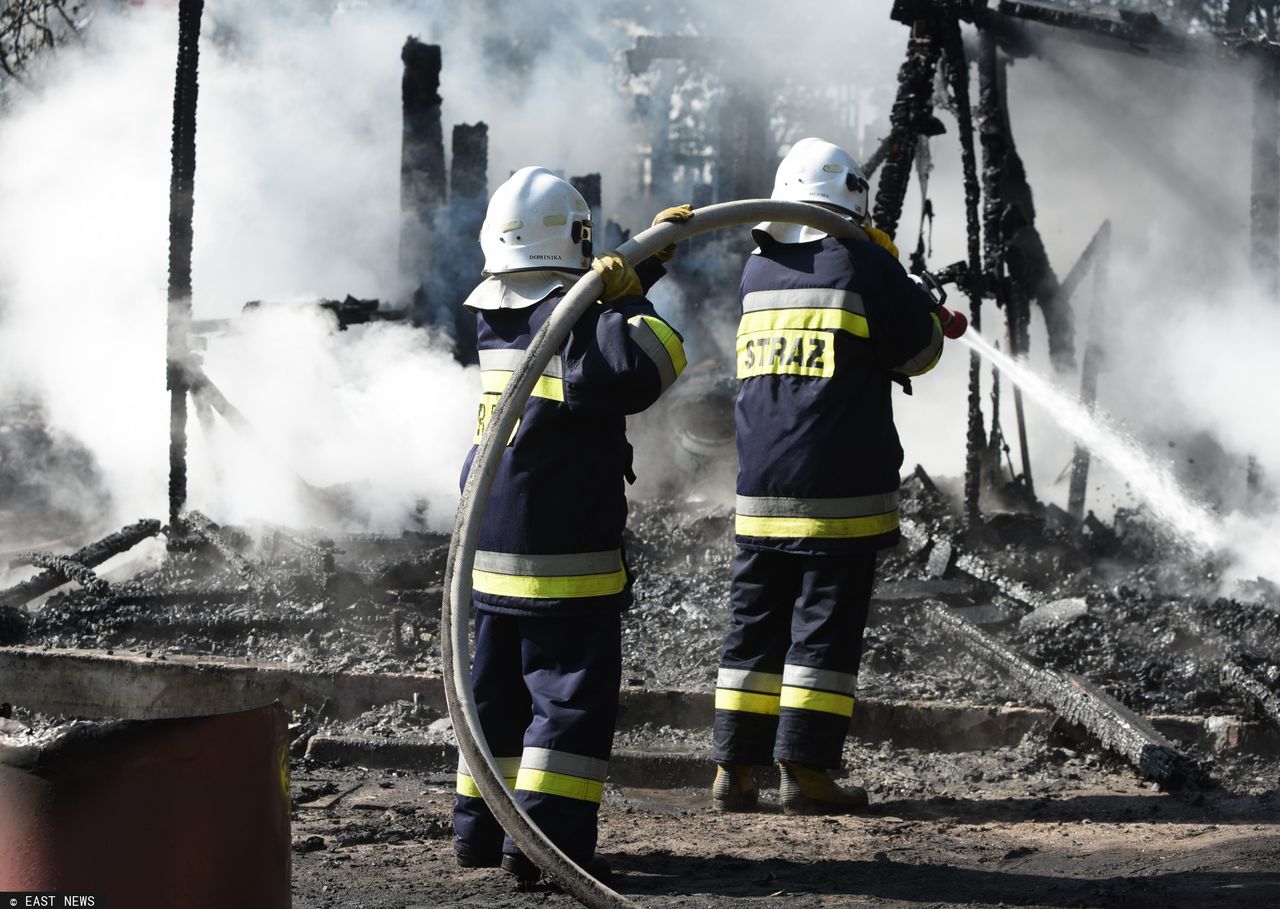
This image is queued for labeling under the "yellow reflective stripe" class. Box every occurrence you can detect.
[472,567,627,599]
[780,685,856,717]
[638,315,687,377]
[738,307,869,339]
[480,369,565,402]
[515,768,605,803]
[715,688,781,715]
[735,510,899,539]
[627,315,687,391]
[456,772,518,798]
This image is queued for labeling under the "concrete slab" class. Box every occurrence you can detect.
[2,645,1271,758]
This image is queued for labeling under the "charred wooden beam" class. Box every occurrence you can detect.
[625,35,722,76]
[11,553,108,597]
[0,520,161,611]
[166,0,204,532]
[922,599,1202,790]
[900,518,1047,609]
[873,21,944,239]
[943,15,988,525]
[1220,661,1280,727]
[184,511,263,584]
[862,133,893,177]
[986,0,1280,67]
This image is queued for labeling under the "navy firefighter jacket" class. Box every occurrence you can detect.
[460,265,685,618]
[735,233,943,556]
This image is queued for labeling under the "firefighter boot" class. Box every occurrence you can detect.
[778,761,869,816]
[501,852,613,886]
[711,762,759,812]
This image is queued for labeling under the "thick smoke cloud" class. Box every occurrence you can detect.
[0,1,1275,584]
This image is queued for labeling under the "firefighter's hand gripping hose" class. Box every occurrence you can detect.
[441,200,867,909]
[650,203,695,262]
[590,252,644,302]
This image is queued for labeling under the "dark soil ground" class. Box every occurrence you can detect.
[288,752,1279,909]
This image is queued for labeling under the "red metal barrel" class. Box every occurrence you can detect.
[0,703,291,906]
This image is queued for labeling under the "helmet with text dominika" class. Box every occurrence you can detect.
[479,166,593,275]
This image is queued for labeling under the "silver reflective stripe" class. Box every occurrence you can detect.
[735,493,898,519]
[473,549,623,577]
[717,667,783,694]
[627,319,678,392]
[521,747,609,782]
[479,347,564,378]
[459,754,522,777]
[783,664,858,695]
[895,321,943,376]
[742,288,865,315]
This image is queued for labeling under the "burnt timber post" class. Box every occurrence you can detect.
[449,122,488,363]
[1252,55,1280,298]
[399,38,446,311]
[166,0,204,535]
[980,46,1035,500]
[942,14,988,524]
[874,16,943,239]
[1068,220,1111,520]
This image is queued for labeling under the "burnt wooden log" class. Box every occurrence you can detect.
[1220,661,1280,727]
[0,520,161,612]
[922,599,1202,790]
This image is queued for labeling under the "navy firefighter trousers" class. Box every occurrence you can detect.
[453,608,621,866]
[714,548,877,770]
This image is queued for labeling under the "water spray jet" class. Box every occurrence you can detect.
[959,328,1225,553]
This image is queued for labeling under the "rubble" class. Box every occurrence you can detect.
[0,519,160,622]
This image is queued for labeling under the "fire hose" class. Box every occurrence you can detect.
[441,199,867,909]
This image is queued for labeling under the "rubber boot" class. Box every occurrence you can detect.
[501,852,613,887]
[777,761,868,815]
[711,762,759,812]
[455,846,501,868]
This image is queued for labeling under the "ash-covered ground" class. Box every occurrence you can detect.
[10,470,1280,726]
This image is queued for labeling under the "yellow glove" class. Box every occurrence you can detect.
[863,225,899,260]
[651,203,694,263]
[591,252,643,303]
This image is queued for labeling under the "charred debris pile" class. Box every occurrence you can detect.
[3,473,1277,725]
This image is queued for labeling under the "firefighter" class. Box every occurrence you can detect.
[452,166,689,882]
[711,138,966,815]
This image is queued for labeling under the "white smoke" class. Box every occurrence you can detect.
[0,0,1277,585]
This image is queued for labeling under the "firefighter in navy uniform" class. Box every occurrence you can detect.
[711,138,967,815]
[451,166,689,882]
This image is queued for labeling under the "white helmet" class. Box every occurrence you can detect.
[479,166,592,275]
[754,137,869,245]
